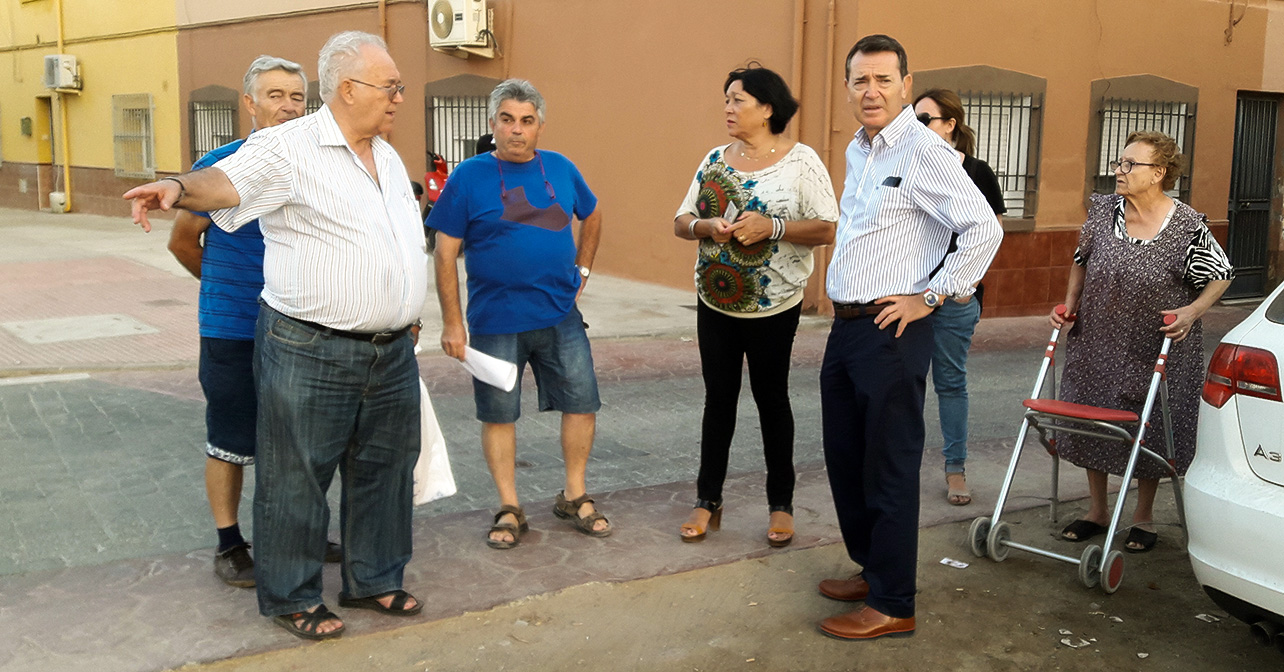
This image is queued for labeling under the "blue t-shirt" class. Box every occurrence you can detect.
[191,139,265,341]
[428,150,597,335]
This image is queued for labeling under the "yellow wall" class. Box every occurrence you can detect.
[1,0,181,171]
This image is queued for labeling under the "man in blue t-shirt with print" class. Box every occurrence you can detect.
[168,56,338,588]
[430,79,609,550]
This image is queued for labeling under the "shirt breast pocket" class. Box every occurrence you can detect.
[867,178,912,228]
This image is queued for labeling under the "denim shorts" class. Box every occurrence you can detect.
[470,307,601,423]
[198,337,257,465]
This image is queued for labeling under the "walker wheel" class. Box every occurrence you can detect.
[1102,550,1126,594]
[968,517,990,558]
[1079,545,1103,588]
[986,521,1012,562]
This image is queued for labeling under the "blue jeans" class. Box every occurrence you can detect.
[930,298,980,474]
[252,305,420,617]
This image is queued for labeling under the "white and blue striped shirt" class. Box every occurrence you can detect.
[827,105,1002,304]
[209,105,428,332]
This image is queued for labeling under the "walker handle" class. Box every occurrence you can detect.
[1054,304,1077,322]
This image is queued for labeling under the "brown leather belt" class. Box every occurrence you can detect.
[292,317,412,344]
[832,301,885,320]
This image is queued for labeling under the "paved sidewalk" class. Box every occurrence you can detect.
[0,207,1260,671]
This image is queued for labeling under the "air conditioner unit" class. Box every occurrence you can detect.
[43,54,81,90]
[428,0,488,49]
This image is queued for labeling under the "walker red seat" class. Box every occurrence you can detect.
[967,306,1185,594]
[1021,399,1139,423]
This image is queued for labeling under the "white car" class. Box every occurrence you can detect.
[1187,281,1284,651]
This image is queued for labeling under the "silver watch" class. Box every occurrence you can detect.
[577,265,591,279]
[922,289,943,308]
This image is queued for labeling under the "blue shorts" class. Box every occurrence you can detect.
[470,307,601,424]
[198,337,257,465]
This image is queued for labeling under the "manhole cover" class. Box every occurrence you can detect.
[1,314,160,344]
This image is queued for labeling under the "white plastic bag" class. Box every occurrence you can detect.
[413,377,456,505]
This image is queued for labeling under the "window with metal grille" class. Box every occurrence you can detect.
[428,95,489,170]
[113,93,156,179]
[960,91,1043,218]
[1094,98,1195,202]
[306,97,323,115]
[188,100,238,165]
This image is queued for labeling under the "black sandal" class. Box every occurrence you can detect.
[338,589,423,616]
[272,604,345,640]
[1124,527,1158,553]
[553,491,612,537]
[486,505,528,550]
[1060,519,1107,542]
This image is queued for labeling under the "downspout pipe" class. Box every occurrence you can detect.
[56,0,72,212]
[790,0,805,140]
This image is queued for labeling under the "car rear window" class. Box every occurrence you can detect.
[1268,289,1284,324]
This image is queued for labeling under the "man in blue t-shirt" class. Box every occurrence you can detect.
[430,79,608,549]
[169,56,336,587]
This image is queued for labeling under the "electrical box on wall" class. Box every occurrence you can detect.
[429,0,496,59]
[43,54,81,90]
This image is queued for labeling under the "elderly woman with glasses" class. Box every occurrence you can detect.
[912,89,1007,506]
[673,64,837,547]
[1050,130,1233,553]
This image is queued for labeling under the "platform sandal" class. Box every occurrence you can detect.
[679,499,723,543]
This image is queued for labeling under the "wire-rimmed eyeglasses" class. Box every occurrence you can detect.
[349,78,406,101]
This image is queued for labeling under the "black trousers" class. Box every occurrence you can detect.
[820,315,933,619]
[695,301,801,508]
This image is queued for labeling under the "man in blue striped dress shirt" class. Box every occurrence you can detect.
[815,34,1003,641]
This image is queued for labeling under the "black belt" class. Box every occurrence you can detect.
[832,301,885,320]
[292,317,412,344]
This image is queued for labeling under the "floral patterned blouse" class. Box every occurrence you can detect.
[675,143,839,317]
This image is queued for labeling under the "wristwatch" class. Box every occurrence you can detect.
[922,289,943,309]
[577,265,591,279]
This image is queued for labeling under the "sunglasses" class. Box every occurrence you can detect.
[917,113,947,125]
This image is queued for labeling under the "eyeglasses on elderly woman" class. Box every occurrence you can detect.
[1109,159,1160,174]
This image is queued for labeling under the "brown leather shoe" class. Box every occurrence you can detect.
[818,574,870,601]
[819,606,916,640]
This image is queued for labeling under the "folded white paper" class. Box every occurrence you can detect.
[462,346,518,391]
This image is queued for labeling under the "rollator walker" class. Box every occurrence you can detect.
[967,305,1185,593]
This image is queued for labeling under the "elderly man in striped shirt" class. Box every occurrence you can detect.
[126,31,425,640]
[815,34,1003,641]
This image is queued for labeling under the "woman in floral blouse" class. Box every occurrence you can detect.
[673,64,838,547]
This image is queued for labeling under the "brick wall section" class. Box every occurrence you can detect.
[981,228,1080,318]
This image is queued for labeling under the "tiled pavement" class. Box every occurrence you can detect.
[0,207,1258,671]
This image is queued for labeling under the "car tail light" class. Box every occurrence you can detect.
[1202,343,1283,408]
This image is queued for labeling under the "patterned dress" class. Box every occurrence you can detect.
[1058,194,1232,479]
[676,144,839,316]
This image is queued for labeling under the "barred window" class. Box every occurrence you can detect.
[1095,98,1195,201]
[428,95,489,170]
[960,91,1043,218]
[113,93,155,179]
[188,100,238,165]
[306,96,323,115]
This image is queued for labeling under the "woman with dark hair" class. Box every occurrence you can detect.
[1053,130,1232,552]
[912,88,1006,506]
[673,64,838,547]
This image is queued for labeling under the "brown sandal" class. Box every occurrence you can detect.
[946,472,971,506]
[553,491,612,537]
[486,505,528,550]
[767,505,794,548]
[680,499,722,543]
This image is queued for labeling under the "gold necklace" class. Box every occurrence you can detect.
[738,139,778,161]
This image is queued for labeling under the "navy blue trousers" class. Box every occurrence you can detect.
[820,315,933,619]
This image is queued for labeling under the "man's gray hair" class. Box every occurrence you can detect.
[243,55,307,100]
[318,31,387,102]
[488,79,546,123]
